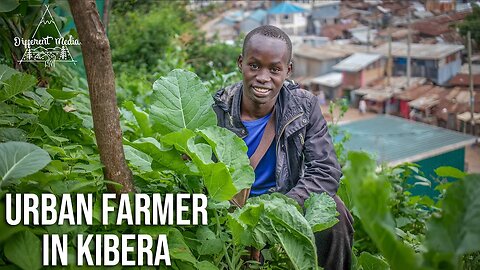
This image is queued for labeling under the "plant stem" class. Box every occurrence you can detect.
[214,210,236,269]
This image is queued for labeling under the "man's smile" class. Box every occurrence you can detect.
[252,86,271,96]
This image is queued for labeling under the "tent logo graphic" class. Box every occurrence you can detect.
[14,5,80,67]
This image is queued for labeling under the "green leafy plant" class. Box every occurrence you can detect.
[342,151,480,270]
[122,69,340,269]
[0,68,340,270]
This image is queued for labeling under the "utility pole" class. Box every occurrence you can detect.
[468,31,476,135]
[388,32,392,88]
[367,20,370,52]
[406,6,411,87]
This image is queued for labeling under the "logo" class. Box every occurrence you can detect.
[14,5,80,67]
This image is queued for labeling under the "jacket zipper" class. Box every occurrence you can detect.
[275,113,304,178]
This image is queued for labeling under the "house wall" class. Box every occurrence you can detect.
[268,13,307,35]
[399,100,410,119]
[361,60,386,87]
[293,56,308,77]
[317,85,341,99]
[425,0,456,13]
[408,148,465,198]
[393,58,438,82]
[293,56,339,77]
[437,53,462,85]
[342,71,361,89]
[392,52,461,85]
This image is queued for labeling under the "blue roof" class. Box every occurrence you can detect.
[248,9,267,22]
[338,115,477,165]
[267,2,306,14]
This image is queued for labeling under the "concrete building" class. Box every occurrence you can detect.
[308,1,340,34]
[374,42,464,85]
[267,2,308,35]
[309,72,343,99]
[333,52,386,90]
[292,43,367,85]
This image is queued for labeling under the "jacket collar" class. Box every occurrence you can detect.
[214,81,304,133]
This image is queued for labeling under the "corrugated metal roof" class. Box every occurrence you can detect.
[395,84,434,101]
[457,112,480,123]
[293,44,367,61]
[268,2,306,14]
[313,1,340,8]
[407,86,447,110]
[248,9,267,22]
[338,115,478,165]
[333,53,383,72]
[374,42,464,60]
[354,88,397,102]
[349,26,377,44]
[310,72,342,87]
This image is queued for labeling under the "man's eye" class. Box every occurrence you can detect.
[249,64,259,70]
[271,67,280,73]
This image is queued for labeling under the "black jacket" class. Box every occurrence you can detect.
[213,81,342,206]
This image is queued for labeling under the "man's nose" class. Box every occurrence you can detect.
[256,69,270,83]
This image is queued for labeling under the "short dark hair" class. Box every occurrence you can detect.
[242,25,292,63]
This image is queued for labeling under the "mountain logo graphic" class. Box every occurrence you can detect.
[15,5,80,67]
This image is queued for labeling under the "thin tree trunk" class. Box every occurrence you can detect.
[68,0,134,193]
[102,0,111,32]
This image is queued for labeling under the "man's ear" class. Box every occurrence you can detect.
[287,61,293,77]
[237,54,243,70]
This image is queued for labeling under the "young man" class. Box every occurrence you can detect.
[213,25,353,270]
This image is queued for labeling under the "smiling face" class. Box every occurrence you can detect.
[238,34,292,118]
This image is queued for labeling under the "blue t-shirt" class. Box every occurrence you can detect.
[242,113,276,196]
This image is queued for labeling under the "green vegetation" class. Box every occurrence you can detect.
[0,1,480,269]
[458,3,480,47]
[108,1,241,103]
[0,67,339,269]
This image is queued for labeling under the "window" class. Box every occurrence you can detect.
[280,14,293,24]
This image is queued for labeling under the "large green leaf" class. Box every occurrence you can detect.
[126,137,196,175]
[38,104,82,131]
[197,126,255,191]
[0,128,27,142]
[123,101,152,137]
[124,145,153,172]
[342,152,421,270]
[0,73,37,102]
[357,252,389,270]
[230,194,319,270]
[201,162,237,201]
[262,195,318,270]
[304,192,339,233]
[0,64,18,81]
[434,166,466,179]
[228,202,268,248]
[424,174,480,268]
[196,261,219,270]
[140,226,198,266]
[4,231,42,270]
[162,129,237,201]
[0,141,51,182]
[150,69,216,134]
[46,88,80,100]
